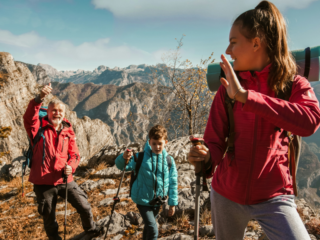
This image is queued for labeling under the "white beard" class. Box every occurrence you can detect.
[51,118,63,127]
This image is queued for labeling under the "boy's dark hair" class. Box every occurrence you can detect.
[149,125,168,140]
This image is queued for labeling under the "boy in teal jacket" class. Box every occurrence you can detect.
[115,125,178,240]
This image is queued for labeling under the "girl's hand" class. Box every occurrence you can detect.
[168,206,175,217]
[188,136,211,167]
[220,54,248,103]
[123,150,133,165]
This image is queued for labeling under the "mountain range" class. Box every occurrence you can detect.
[37,63,172,86]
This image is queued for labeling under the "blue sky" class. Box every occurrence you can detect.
[0,0,319,71]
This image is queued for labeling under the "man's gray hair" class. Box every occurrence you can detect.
[48,99,66,111]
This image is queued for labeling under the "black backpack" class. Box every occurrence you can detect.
[129,151,172,197]
[224,80,301,196]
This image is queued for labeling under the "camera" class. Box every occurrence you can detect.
[149,195,168,205]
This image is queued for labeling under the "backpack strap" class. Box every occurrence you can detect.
[136,151,144,176]
[32,117,47,165]
[224,92,236,162]
[129,151,144,197]
[276,80,300,196]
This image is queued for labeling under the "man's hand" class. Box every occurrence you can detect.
[168,206,175,217]
[123,149,133,165]
[40,83,52,100]
[64,164,72,176]
[188,136,211,168]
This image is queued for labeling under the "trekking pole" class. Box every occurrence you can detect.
[64,163,68,240]
[191,138,206,240]
[21,162,25,197]
[103,148,131,239]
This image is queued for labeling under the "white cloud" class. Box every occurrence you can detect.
[0,29,163,70]
[0,30,44,48]
[91,0,316,20]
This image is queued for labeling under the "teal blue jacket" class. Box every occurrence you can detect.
[115,142,178,207]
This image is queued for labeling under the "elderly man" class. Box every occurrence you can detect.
[23,83,99,240]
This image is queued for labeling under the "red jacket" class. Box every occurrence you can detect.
[204,65,320,205]
[23,99,80,185]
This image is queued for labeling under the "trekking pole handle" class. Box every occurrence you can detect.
[191,138,204,174]
[125,148,133,165]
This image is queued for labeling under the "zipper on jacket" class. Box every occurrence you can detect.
[245,75,260,204]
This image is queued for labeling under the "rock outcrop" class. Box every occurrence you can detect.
[17,62,51,85]
[0,52,115,178]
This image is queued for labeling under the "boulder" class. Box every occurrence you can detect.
[166,135,203,164]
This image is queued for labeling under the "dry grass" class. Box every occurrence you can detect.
[200,208,211,225]
[305,218,320,235]
[0,126,12,138]
[95,162,108,172]
[172,210,192,231]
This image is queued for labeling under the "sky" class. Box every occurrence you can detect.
[0,0,319,71]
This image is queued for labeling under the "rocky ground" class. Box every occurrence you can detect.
[1,138,320,240]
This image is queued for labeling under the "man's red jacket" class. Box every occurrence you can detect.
[23,99,80,185]
[204,65,320,205]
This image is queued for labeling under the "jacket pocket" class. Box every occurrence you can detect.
[53,153,68,171]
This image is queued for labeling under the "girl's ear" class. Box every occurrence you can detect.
[165,140,168,145]
[252,37,262,52]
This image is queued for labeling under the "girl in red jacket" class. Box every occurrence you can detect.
[188,1,320,240]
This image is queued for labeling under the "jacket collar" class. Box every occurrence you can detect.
[239,63,272,82]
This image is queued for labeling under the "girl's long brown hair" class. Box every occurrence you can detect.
[234,1,297,93]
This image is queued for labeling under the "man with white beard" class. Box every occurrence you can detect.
[23,83,100,240]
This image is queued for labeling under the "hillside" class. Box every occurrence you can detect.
[50,82,175,145]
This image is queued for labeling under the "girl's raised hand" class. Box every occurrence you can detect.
[220,55,247,103]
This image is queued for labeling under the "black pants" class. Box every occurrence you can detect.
[34,181,96,240]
